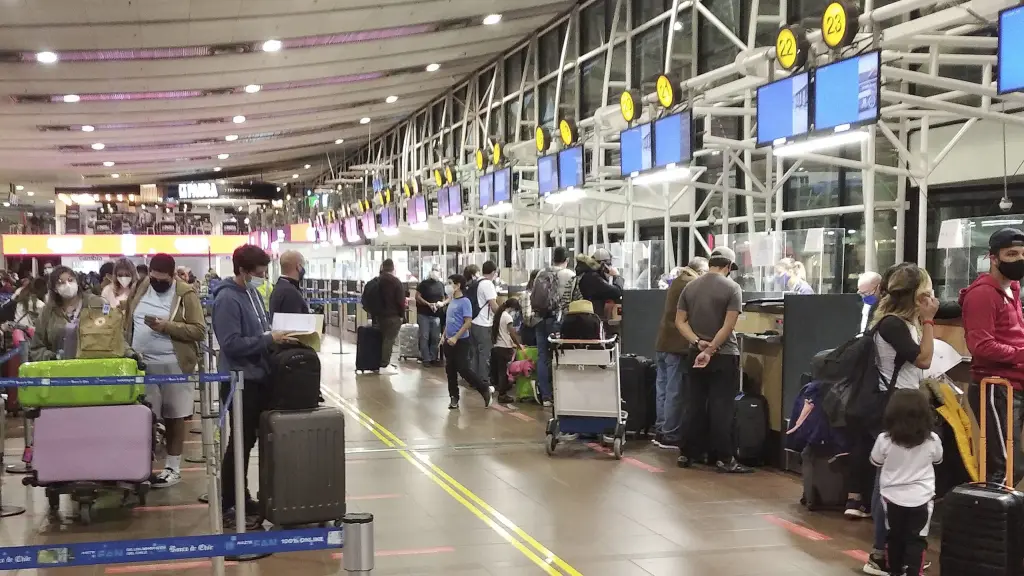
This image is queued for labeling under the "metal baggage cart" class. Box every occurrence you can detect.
[544,336,625,459]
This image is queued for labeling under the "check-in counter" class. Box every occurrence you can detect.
[736,302,785,434]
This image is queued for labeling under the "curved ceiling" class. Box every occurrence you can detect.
[0,0,573,206]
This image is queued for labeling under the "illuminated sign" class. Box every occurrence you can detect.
[177,182,219,200]
[1,235,247,256]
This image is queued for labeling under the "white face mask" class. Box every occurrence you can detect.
[444,283,455,297]
[43,267,53,275]
[429,270,441,281]
[117,276,132,288]
[57,281,78,299]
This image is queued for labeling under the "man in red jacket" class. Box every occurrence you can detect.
[960,228,1024,485]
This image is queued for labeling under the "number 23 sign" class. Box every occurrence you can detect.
[821,1,859,49]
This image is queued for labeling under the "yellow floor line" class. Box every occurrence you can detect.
[321,386,580,576]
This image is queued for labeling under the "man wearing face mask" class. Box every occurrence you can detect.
[123,253,206,489]
[269,250,310,319]
[960,228,1024,485]
[857,271,882,335]
[212,244,296,528]
[415,266,446,367]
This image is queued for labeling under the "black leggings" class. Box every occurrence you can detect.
[490,347,516,395]
[444,338,487,400]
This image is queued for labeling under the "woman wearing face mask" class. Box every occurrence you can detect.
[490,299,525,405]
[101,258,137,308]
[28,266,107,361]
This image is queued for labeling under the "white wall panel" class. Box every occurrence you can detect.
[911,114,1024,187]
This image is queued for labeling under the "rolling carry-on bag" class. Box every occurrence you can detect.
[619,355,656,434]
[32,404,153,484]
[398,323,419,360]
[734,392,769,464]
[260,407,346,527]
[800,447,848,511]
[355,325,383,373]
[19,358,145,408]
[940,376,1024,575]
[268,342,321,410]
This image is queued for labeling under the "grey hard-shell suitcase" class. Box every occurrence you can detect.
[259,407,346,527]
[398,323,419,360]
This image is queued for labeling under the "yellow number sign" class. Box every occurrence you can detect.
[822,1,857,49]
[492,142,502,165]
[433,169,443,188]
[619,91,636,122]
[655,75,677,108]
[776,28,798,69]
[535,126,548,153]
[475,149,486,170]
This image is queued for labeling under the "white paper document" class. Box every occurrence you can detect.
[271,313,318,334]
[923,338,963,379]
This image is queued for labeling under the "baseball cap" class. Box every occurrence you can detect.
[709,246,739,270]
[988,228,1024,254]
[591,247,613,263]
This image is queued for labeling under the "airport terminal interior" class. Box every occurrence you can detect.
[0,0,1021,573]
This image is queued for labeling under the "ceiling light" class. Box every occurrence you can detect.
[63,94,80,103]
[103,161,115,167]
[262,39,283,52]
[225,134,239,142]
[773,128,870,158]
[214,167,222,172]
[111,173,120,178]
[128,194,135,201]
[292,174,299,179]
[2,202,9,208]
[217,179,225,184]
[218,153,230,160]
[483,14,502,25]
[674,21,683,31]
[91,143,105,150]
[105,194,111,200]
[116,194,123,201]
[81,125,95,132]
[426,63,440,72]
[385,95,398,104]
[304,164,311,169]
[335,138,344,144]
[360,117,371,124]
[244,84,262,94]
[48,199,54,204]
[36,51,58,64]
[14,185,23,191]
[232,115,246,124]
[26,191,34,196]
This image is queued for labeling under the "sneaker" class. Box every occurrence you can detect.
[448,397,459,410]
[557,433,579,441]
[482,388,493,408]
[844,499,871,519]
[380,365,399,375]
[716,458,754,474]
[497,394,515,404]
[542,400,553,408]
[222,508,264,532]
[151,467,181,489]
[651,434,675,449]
[677,455,694,468]
[862,552,889,576]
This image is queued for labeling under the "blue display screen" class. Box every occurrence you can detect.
[479,173,494,208]
[999,6,1024,94]
[653,112,693,167]
[362,211,375,235]
[415,196,427,223]
[438,187,449,218]
[493,167,511,203]
[448,184,463,215]
[756,73,810,145]
[557,146,584,189]
[619,124,653,176]
[814,51,880,132]
[538,154,558,196]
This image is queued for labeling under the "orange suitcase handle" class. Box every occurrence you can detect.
[979,377,1015,487]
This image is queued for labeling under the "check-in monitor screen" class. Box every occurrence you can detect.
[620,123,653,176]
[756,73,810,145]
[557,146,584,189]
[999,5,1024,94]
[479,173,494,208]
[448,184,463,215]
[493,167,511,203]
[437,187,449,218]
[537,154,558,196]
[813,50,880,132]
[653,112,693,167]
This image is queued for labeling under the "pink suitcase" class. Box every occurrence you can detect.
[33,404,152,484]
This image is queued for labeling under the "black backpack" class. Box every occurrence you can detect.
[811,326,901,428]
[268,342,322,410]
[361,277,382,318]
[464,278,482,320]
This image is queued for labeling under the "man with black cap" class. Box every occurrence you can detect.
[673,246,751,473]
[960,228,1024,485]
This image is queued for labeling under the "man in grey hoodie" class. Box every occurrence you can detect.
[212,244,295,529]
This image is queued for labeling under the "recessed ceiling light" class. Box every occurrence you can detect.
[2,202,9,208]
[304,164,311,169]
[217,179,225,184]
[36,51,58,64]
[426,63,440,72]
[360,117,371,124]
[385,95,398,104]
[244,84,262,94]
[232,115,246,124]
[674,21,683,31]
[214,167,222,172]
[262,39,282,52]
[483,14,502,25]
[335,138,344,144]
[48,199,54,204]
[218,153,230,160]
[103,161,115,167]
[63,94,80,103]
[292,174,299,179]
[225,134,239,142]
[14,185,23,191]
[91,143,105,150]
[111,173,120,178]
[81,125,95,132]
[26,191,34,196]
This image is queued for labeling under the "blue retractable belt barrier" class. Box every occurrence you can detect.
[0,347,21,366]
[0,526,342,569]
[0,373,231,387]
[200,296,359,306]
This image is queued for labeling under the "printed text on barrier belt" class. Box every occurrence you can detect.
[0,526,342,569]
[0,373,232,387]
[199,297,359,305]
[0,345,24,366]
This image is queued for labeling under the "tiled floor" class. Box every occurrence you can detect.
[0,332,905,575]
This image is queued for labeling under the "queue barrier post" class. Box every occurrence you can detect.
[0,387,26,518]
[199,372,225,576]
[6,343,33,476]
[342,513,375,574]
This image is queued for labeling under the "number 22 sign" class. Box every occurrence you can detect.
[821,1,859,49]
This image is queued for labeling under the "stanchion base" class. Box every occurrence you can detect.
[185,455,207,464]
[225,553,272,562]
[198,493,209,504]
[0,505,26,518]
[190,428,202,435]
[5,463,30,475]
[332,351,353,355]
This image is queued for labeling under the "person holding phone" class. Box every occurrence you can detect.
[123,253,206,489]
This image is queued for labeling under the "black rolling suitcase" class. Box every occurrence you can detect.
[620,355,656,435]
[800,447,847,511]
[355,325,383,373]
[260,407,346,527]
[733,392,769,464]
[940,376,1024,575]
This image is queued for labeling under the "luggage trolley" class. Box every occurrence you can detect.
[544,336,625,459]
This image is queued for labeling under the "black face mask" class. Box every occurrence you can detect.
[299,267,306,283]
[999,259,1024,282]
[150,278,173,293]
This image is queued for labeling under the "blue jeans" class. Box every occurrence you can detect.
[534,317,558,401]
[872,470,886,553]
[418,316,441,362]
[655,352,686,442]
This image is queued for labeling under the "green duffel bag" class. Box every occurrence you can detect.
[19,358,146,408]
[514,347,539,402]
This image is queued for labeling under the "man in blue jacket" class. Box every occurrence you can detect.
[212,244,295,529]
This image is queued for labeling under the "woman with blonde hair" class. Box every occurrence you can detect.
[775,257,814,294]
[101,258,137,308]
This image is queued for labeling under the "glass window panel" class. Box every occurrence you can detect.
[698,0,741,74]
[521,90,536,140]
[504,101,517,142]
[580,57,607,118]
[453,86,467,121]
[560,66,577,118]
[786,162,840,211]
[634,0,669,28]
[504,50,525,95]
[478,69,495,105]
[582,0,613,52]
[669,8,694,77]
[431,102,444,133]
[632,25,666,89]
[539,80,557,125]
[539,26,564,76]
